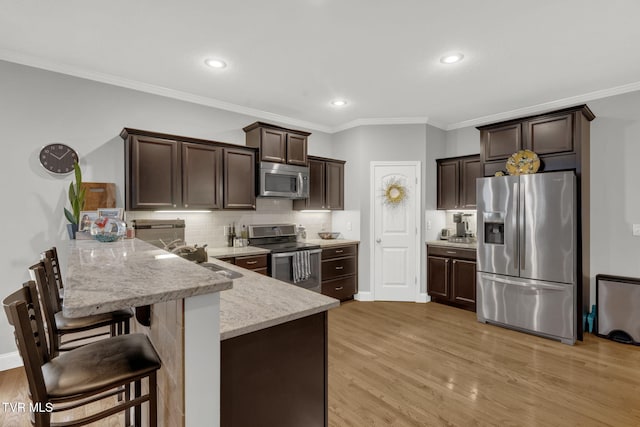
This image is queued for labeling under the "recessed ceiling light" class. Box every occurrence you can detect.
[205,58,227,69]
[331,99,347,107]
[440,53,464,64]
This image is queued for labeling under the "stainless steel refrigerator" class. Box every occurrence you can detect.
[476,171,577,344]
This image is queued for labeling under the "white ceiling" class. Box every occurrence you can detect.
[2,1,640,133]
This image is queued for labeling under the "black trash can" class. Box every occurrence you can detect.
[596,274,640,345]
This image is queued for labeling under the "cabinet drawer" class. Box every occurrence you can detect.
[252,267,268,276]
[321,245,356,260]
[322,257,356,280]
[427,245,476,261]
[218,257,235,264]
[321,276,356,300]
[235,254,268,270]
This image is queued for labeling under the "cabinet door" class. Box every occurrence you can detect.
[129,135,180,210]
[307,158,326,209]
[460,156,481,209]
[481,123,522,161]
[451,259,476,307]
[286,133,307,166]
[427,256,449,298]
[437,159,459,210]
[325,161,344,210]
[224,148,256,210]
[182,142,222,210]
[524,113,573,155]
[260,128,286,163]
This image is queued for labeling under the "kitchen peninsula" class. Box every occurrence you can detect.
[63,238,339,427]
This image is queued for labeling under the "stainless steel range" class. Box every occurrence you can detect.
[249,224,321,292]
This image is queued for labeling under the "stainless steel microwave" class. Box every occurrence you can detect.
[259,161,309,199]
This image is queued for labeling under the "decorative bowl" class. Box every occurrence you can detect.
[90,216,126,243]
[318,232,340,240]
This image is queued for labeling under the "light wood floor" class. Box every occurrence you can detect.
[2,301,640,426]
[328,301,640,427]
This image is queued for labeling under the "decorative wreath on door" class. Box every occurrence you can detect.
[382,176,408,207]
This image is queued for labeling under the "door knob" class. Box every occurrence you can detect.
[376,238,381,243]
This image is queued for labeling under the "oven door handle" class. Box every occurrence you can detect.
[271,249,322,258]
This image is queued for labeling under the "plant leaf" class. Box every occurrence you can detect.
[64,208,76,224]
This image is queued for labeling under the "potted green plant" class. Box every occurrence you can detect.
[64,161,86,239]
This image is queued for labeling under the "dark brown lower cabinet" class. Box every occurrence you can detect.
[427,245,476,312]
[218,254,268,275]
[221,312,327,427]
[320,244,358,301]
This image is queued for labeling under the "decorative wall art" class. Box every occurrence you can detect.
[381,176,408,208]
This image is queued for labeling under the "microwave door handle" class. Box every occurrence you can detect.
[297,173,303,197]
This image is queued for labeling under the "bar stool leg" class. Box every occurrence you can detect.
[135,379,142,426]
[149,372,158,427]
[125,382,131,427]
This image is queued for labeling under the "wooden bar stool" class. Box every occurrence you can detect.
[29,261,133,356]
[3,281,160,427]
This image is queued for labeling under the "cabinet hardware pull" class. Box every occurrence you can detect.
[335,250,343,253]
[246,260,258,265]
[335,286,344,291]
[446,251,456,254]
[185,204,188,208]
[173,204,177,208]
[335,266,344,270]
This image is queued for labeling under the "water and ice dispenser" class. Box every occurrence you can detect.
[483,212,505,245]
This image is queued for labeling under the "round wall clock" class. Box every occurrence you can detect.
[39,143,79,174]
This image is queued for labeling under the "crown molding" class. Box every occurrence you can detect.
[0,49,334,134]
[445,80,640,130]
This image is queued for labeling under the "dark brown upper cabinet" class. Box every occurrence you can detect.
[478,105,595,177]
[293,156,345,210]
[244,122,310,166]
[121,128,257,211]
[223,148,256,210]
[182,142,223,210]
[126,135,180,210]
[436,154,480,210]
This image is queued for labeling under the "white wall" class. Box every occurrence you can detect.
[444,127,480,157]
[588,91,640,298]
[0,60,333,356]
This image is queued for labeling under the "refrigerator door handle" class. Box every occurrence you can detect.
[520,180,526,271]
[480,274,569,291]
[512,181,519,272]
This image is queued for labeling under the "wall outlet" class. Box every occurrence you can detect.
[633,224,640,236]
[222,225,228,236]
[427,220,432,230]
[346,221,352,231]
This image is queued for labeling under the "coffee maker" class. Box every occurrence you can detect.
[452,212,473,237]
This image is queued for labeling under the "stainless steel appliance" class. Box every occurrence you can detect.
[476,171,577,344]
[249,224,321,292]
[259,161,309,199]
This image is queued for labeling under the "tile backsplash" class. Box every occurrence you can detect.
[125,198,332,247]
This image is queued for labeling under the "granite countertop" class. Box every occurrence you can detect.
[212,258,340,340]
[426,240,477,250]
[208,246,270,258]
[305,238,360,248]
[63,239,233,318]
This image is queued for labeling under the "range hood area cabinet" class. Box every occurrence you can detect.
[436,154,481,210]
[293,156,345,210]
[243,122,310,166]
[477,104,595,177]
[121,128,256,211]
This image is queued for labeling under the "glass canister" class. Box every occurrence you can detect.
[90,216,126,242]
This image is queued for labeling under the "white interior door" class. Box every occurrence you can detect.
[372,162,420,301]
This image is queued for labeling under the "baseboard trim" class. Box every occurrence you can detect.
[416,293,429,303]
[0,351,22,371]
[354,292,373,302]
